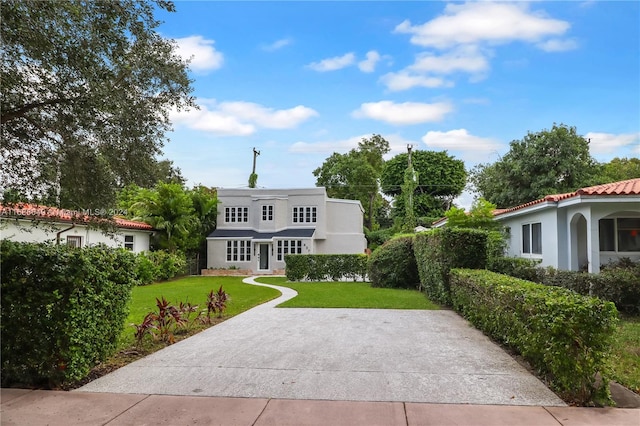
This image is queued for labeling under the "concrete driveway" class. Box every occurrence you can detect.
[77,277,564,406]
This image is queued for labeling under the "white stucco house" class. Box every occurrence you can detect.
[206,187,367,274]
[0,204,154,253]
[494,178,640,273]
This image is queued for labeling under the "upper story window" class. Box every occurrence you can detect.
[262,205,274,221]
[522,222,542,255]
[600,218,640,252]
[292,206,317,223]
[225,207,249,223]
[124,235,134,251]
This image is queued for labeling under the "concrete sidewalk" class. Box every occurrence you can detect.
[2,389,639,426]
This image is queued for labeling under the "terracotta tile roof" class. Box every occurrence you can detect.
[0,203,153,231]
[494,178,640,217]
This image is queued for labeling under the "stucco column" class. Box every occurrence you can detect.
[588,210,601,273]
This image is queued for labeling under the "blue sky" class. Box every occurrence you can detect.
[157,1,640,209]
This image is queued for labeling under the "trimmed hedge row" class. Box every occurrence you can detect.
[450,269,619,403]
[1,241,137,387]
[285,254,368,281]
[367,236,419,289]
[413,228,488,304]
[490,257,640,314]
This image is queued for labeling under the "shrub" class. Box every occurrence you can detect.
[367,235,419,289]
[365,228,394,251]
[489,256,542,282]
[1,241,137,387]
[450,269,619,404]
[134,250,187,284]
[413,228,488,305]
[285,254,368,282]
[490,257,639,315]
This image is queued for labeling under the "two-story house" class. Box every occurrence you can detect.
[206,187,367,274]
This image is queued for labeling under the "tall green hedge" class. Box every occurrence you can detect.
[490,257,640,314]
[413,228,488,305]
[1,241,137,387]
[450,269,619,404]
[367,235,419,289]
[285,254,368,281]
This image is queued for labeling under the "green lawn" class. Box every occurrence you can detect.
[120,276,280,346]
[255,277,440,309]
[612,316,640,394]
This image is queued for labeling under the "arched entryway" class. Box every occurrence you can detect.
[570,213,588,271]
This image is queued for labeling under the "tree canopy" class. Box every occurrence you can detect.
[598,157,640,183]
[313,135,390,230]
[444,198,502,231]
[470,124,599,208]
[1,0,194,207]
[118,183,217,254]
[381,150,466,221]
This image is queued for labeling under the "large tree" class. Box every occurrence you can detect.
[470,124,599,208]
[1,0,194,207]
[313,135,390,230]
[380,150,466,221]
[598,157,640,183]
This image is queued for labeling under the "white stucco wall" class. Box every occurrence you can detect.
[1,219,151,253]
[208,188,366,273]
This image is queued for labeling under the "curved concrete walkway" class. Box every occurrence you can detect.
[77,276,564,406]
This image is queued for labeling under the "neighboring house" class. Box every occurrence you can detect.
[0,204,154,253]
[494,178,640,273]
[207,187,367,274]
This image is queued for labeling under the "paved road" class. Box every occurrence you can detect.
[77,277,564,406]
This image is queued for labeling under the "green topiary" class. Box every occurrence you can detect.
[367,235,419,289]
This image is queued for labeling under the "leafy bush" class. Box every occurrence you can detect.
[134,250,187,285]
[1,241,137,387]
[485,231,507,270]
[365,228,395,251]
[367,236,419,289]
[413,228,488,305]
[450,269,619,404]
[285,254,368,281]
[489,256,542,282]
[490,257,639,314]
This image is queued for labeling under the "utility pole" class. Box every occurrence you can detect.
[249,147,260,188]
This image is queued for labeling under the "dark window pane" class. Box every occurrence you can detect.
[531,223,542,254]
[522,224,531,254]
[599,219,615,251]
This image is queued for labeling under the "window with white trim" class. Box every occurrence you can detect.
[225,207,249,223]
[226,240,251,261]
[599,218,640,252]
[67,236,82,248]
[522,223,542,255]
[277,240,302,261]
[124,235,134,251]
[292,206,317,223]
[262,205,273,221]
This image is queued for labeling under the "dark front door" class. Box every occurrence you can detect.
[259,243,270,271]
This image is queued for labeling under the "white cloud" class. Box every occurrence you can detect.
[290,135,364,154]
[352,101,453,125]
[289,133,420,156]
[409,46,490,75]
[170,99,318,136]
[174,36,224,72]
[394,2,570,49]
[358,50,381,72]
[217,102,318,129]
[380,72,453,91]
[536,38,579,52]
[421,129,503,153]
[262,38,292,52]
[585,132,640,154]
[307,53,356,71]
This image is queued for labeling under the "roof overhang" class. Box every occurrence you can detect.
[208,228,315,240]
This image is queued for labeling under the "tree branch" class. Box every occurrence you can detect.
[1,98,76,124]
